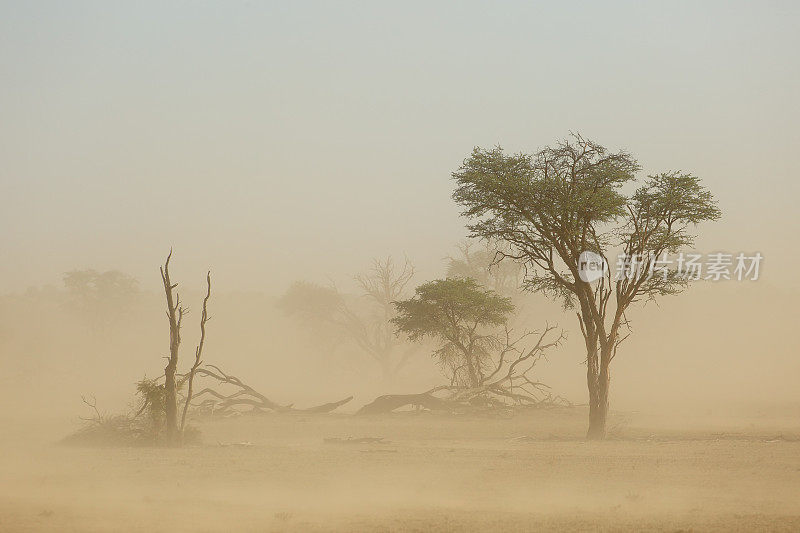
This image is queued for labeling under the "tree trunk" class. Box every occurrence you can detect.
[164,361,178,444]
[163,310,180,444]
[586,364,610,440]
[464,351,481,388]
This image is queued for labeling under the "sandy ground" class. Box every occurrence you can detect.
[1,407,799,532]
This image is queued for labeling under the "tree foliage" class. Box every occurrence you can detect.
[392,278,514,387]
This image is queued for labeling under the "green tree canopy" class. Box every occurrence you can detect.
[392,278,514,387]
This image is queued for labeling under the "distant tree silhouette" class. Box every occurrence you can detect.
[279,257,416,381]
[63,269,139,335]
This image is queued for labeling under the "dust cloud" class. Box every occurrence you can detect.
[2,2,799,532]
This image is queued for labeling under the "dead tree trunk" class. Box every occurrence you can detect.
[160,250,184,446]
[180,271,211,441]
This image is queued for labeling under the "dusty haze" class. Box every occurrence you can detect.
[1,2,799,532]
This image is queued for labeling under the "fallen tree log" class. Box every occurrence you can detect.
[356,326,571,415]
[356,383,571,415]
[356,392,459,415]
[302,396,355,414]
[182,365,353,416]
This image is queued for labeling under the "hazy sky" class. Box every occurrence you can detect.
[1,1,798,294]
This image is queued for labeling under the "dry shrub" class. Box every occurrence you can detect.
[61,379,201,447]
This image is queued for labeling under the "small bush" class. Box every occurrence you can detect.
[61,379,202,447]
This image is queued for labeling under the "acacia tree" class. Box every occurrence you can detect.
[381,277,564,411]
[452,134,721,439]
[393,278,513,387]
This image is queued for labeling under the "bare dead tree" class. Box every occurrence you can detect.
[159,250,185,445]
[180,271,211,440]
[348,256,416,380]
[355,256,415,307]
[280,256,418,382]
